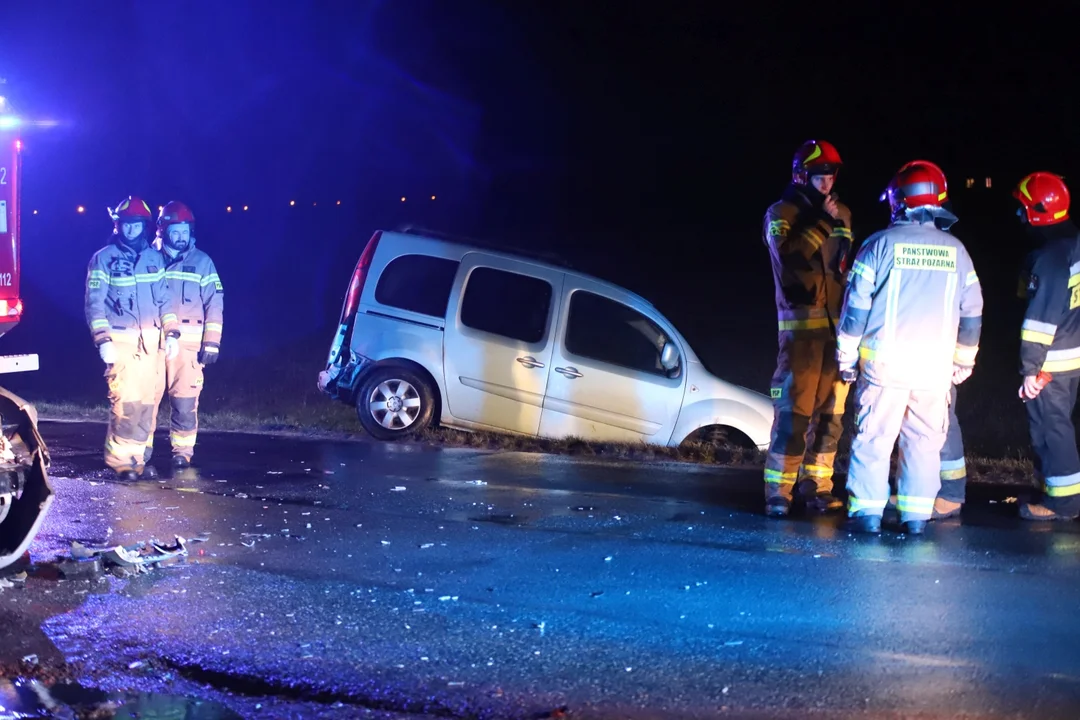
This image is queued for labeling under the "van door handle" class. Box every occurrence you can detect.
[516,356,545,369]
[555,366,583,379]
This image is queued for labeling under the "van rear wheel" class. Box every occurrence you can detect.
[355,366,435,441]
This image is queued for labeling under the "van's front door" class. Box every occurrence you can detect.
[539,278,686,444]
[443,253,564,436]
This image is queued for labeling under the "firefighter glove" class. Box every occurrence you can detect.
[164,335,180,361]
[836,343,858,384]
[836,346,857,372]
[98,340,117,365]
[951,364,973,385]
[199,344,219,366]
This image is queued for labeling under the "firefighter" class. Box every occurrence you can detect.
[837,161,983,535]
[888,162,970,521]
[927,165,969,520]
[151,201,223,467]
[85,195,180,480]
[934,383,969,518]
[1012,172,1080,520]
[761,139,854,517]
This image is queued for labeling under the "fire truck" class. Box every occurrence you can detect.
[0,88,53,572]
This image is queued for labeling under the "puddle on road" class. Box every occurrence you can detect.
[0,678,241,719]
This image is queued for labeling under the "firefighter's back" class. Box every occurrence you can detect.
[856,221,976,391]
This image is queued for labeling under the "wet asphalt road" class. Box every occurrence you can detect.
[3,420,1080,719]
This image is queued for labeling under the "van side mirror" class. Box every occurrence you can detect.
[660,341,680,372]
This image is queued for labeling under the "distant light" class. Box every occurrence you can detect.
[336,200,341,205]
[0,116,20,131]
[14,140,21,152]
[226,206,232,212]
[985,177,992,188]
[76,206,85,213]
[400,196,406,202]
[243,205,249,211]
[32,209,37,215]
[289,200,296,206]
[431,195,436,200]
[313,201,317,206]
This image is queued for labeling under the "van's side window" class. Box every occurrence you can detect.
[375,254,460,318]
[461,267,551,344]
[565,291,677,377]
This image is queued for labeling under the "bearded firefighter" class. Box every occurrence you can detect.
[761,140,854,517]
[151,201,224,467]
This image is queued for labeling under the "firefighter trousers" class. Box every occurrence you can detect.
[1025,373,1080,515]
[104,347,165,473]
[150,343,205,461]
[847,378,949,523]
[764,332,849,502]
[938,384,968,503]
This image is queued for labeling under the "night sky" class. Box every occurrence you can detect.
[0,1,1075,399]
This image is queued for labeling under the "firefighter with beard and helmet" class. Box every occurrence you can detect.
[85,195,180,480]
[761,139,854,517]
[836,161,983,535]
[1012,172,1080,521]
[151,201,223,467]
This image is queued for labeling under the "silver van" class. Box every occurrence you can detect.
[318,229,773,449]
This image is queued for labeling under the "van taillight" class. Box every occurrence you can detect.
[338,231,382,325]
[0,299,22,317]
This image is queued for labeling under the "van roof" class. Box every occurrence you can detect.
[386,226,656,310]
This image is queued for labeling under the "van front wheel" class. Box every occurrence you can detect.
[355,366,435,441]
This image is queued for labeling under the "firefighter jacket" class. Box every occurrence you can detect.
[163,246,223,349]
[763,184,853,335]
[85,237,179,351]
[836,215,983,391]
[1018,221,1080,377]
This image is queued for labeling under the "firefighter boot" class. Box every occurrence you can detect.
[794,479,843,514]
[172,454,191,469]
[114,469,139,482]
[1020,503,1079,521]
[140,465,159,480]
[847,514,882,534]
[932,498,962,520]
[902,520,928,535]
[765,496,791,518]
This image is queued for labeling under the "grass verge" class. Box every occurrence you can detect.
[27,398,1036,486]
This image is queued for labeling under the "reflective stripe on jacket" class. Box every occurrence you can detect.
[164,246,224,348]
[763,185,852,333]
[1018,223,1080,376]
[85,238,178,350]
[837,218,983,390]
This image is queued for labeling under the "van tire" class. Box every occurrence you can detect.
[355,366,435,441]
